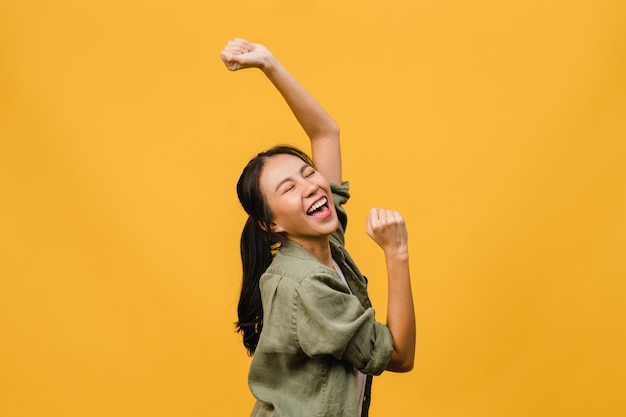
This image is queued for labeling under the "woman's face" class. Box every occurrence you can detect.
[259,153,338,247]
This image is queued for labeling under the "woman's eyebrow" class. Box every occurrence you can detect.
[274,163,310,192]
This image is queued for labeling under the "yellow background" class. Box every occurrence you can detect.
[1,1,625,416]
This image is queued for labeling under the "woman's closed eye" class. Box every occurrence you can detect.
[281,183,295,194]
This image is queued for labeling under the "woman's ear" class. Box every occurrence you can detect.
[258,220,284,234]
[271,222,285,233]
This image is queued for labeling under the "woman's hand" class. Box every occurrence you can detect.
[366,208,409,259]
[220,38,274,71]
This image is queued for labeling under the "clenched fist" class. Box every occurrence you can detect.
[220,38,274,71]
[366,208,409,258]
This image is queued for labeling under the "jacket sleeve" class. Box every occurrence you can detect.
[330,181,350,247]
[293,273,394,375]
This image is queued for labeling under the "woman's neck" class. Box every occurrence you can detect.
[290,236,333,268]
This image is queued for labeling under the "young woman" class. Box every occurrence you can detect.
[221,38,416,417]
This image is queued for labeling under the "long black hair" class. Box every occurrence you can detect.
[236,145,315,355]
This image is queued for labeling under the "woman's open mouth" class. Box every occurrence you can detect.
[306,197,329,217]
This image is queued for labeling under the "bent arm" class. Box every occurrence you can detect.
[259,56,342,185]
[366,208,416,372]
[221,38,341,183]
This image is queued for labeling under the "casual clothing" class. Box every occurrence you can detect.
[332,259,368,417]
[248,182,394,417]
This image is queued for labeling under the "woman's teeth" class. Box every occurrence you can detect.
[307,197,328,214]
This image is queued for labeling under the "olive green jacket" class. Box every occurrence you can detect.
[248,182,394,417]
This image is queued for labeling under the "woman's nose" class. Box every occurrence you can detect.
[302,179,318,196]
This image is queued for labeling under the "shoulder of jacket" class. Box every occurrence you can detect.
[266,251,330,285]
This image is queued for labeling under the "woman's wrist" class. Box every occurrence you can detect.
[384,246,410,263]
[259,54,279,74]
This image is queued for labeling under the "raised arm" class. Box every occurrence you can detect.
[366,208,416,372]
[220,38,341,184]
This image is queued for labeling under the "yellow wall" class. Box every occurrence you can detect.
[1,1,625,416]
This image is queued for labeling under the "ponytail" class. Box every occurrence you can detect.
[236,217,275,355]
